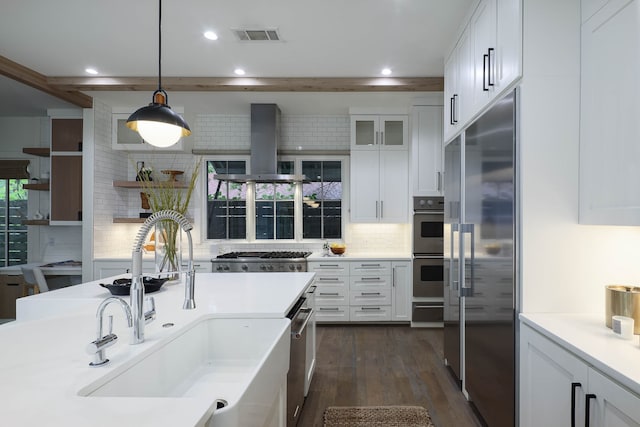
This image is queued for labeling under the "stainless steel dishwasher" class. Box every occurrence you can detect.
[286,297,313,427]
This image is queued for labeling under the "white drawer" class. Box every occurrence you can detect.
[350,275,391,290]
[308,261,349,275]
[350,306,392,322]
[349,289,391,306]
[316,286,349,305]
[350,261,391,275]
[313,275,349,289]
[316,305,350,322]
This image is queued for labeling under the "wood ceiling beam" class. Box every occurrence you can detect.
[0,55,93,108]
[47,76,444,92]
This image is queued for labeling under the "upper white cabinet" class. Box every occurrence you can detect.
[443,0,522,143]
[350,113,409,223]
[350,115,408,150]
[412,105,443,196]
[579,0,640,225]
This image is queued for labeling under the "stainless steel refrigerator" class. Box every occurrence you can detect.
[444,88,518,427]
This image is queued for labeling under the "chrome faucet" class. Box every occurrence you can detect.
[86,296,133,366]
[130,210,196,344]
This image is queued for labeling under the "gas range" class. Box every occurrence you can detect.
[211,251,312,272]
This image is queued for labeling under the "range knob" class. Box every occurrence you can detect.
[260,265,267,271]
[216,265,223,271]
[267,265,274,271]
[223,265,230,271]
[289,264,295,271]
[295,264,302,271]
[241,264,248,271]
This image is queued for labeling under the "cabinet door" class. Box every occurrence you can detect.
[51,119,83,152]
[588,367,640,427]
[520,324,589,427]
[350,150,381,222]
[351,115,379,149]
[379,150,409,223]
[391,261,411,321]
[580,0,640,225]
[50,155,82,223]
[471,0,498,113]
[412,106,443,196]
[379,116,408,149]
[495,0,522,91]
[444,51,458,142]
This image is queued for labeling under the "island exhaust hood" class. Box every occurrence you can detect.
[214,104,307,183]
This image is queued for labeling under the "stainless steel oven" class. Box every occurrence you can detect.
[413,197,444,300]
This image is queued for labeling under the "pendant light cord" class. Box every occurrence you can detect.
[157,0,162,92]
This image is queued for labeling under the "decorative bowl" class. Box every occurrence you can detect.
[100,276,168,296]
[330,244,346,255]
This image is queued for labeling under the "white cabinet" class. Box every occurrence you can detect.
[351,149,409,223]
[309,259,410,323]
[391,261,412,322]
[411,106,443,196]
[350,115,408,150]
[520,323,640,427]
[443,0,521,143]
[579,0,640,225]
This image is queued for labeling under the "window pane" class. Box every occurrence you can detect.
[8,231,27,265]
[323,201,342,238]
[302,161,322,181]
[0,232,5,267]
[255,201,274,239]
[276,202,294,239]
[10,180,28,228]
[0,181,6,227]
[301,161,342,240]
[303,203,321,238]
[206,161,246,239]
[323,161,342,182]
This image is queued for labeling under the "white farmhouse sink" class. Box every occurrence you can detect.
[79,317,291,427]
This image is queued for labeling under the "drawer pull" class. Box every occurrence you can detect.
[319,264,340,268]
[361,307,381,311]
[360,277,381,281]
[360,264,381,267]
[414,305,444,309]
[361,292,381,296]
[319,292,340,296]
[319,307,340,311]
[571,382,581,427]
[319,277,339,281]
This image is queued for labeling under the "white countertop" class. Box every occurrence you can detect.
[2,272,315,426]
[520,312,640,395]
[308,251,412,261]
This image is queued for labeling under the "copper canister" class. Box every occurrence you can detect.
[605,285,640,334]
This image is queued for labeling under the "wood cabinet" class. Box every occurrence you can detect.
[579,0,640,225]
[411,105,443,196]
[351,146,409,223]
[520,323,640,427]
[50,118,83,224]
[443,0,521,143]
[309,259,411,323]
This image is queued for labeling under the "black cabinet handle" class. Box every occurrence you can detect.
[483,54,489,91]
[585,393,596,427]
[453,94,458,123]
[450,97,455,125]
[571,382,581,427]
[487,48,495,87]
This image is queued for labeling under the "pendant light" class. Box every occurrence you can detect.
[126,0,191,148]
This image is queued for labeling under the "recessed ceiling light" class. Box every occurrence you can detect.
[85,68,98,75]
[381,68,392,76]
[234,68,246,76]
[204,31,218,41]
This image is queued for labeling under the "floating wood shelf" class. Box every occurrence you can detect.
[23,183,49,191]
[22,147,50,157]
[113,180,189,189]
[22,219,50,226]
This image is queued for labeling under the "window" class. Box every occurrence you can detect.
[302,160,342,239]
[205,157,345,241]
[206,160,247,239]
[0,179,28,267]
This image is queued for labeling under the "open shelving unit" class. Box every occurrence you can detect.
[22,147,50,157]
[22,182,49,191]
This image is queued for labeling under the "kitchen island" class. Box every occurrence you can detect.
[1,272,314,427]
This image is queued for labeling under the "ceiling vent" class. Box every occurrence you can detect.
[232,28,281,41]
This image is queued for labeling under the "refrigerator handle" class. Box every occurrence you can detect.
[450,223,458,293]
[460,223,474,297]
[487,48,495,87]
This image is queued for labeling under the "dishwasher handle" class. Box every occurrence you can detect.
[291,307,313,339]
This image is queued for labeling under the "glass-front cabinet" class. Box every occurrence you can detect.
[350,115,408,150]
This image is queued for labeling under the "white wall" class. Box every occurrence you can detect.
[519,0,640,314]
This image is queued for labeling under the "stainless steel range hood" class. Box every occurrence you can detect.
[214,104,307,183]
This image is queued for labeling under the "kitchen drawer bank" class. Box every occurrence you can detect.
[5,273,314,426]
[308,255,411,323]
[520,313,640,427]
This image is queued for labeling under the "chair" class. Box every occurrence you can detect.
[20,266,49,296]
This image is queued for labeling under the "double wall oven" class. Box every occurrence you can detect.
[412,197,445,324]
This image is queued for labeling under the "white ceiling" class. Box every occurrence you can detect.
[0,0,472,116]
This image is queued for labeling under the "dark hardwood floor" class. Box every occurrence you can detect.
[297,324,484,427]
